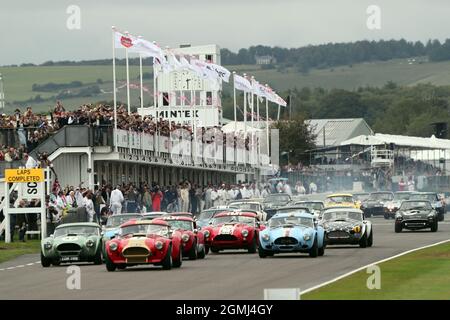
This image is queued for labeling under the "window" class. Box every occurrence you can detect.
[206,92,212,105]
[205,54,213,63]
[162,92,169,106]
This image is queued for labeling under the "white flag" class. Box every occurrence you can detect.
[208,63,231,83]
[234,74,252,92]
[132,38,164,60]
[114,31,135,49]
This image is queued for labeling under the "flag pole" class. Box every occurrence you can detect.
[138,36,144,114]
[265,84,270,158]
[250,76,255,165]
[243,73,248,165]
[256,81,260,166]
[112,26,118,151]
[233,72,237,164]
[125,31,131,113]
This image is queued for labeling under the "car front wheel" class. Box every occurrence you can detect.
[359,232,368,248]
[309,237,318,258]
[161,245,173,270]
[41,251,51,268]
[431,221,438,232]
[395,223,403,233]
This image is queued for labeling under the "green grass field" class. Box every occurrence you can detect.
[0,239,41,264]
[302,242,450,300]
[2,58,450,113]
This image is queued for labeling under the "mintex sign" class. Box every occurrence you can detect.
[4,168,44,183]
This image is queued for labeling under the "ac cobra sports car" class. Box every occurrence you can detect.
[262,193,292,219]
[41,222,102,267]
[203,212,263,253]
[153,216,207,259]
[258,212,325,258]
[104,219,183,271]
[410,192,445,221]
[320,208,373,248]
[360,191,393,217]
[384,191,416,219]
[395,200,438,232]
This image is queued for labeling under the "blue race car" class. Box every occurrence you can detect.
[258,212,325,258]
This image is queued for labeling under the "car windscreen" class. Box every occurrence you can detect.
[233,203,260,210]
[353,194,369,201]
[411,194,436,202]
[400,201,432,211]
[269,216,313,228]
[276,208,309,214]
[326,196,353,204]
[211,215,255,226]
[198,210,222,220]
[296,202,323,210]
[322,211,362,222]
[369,193,393,201]
[119,224,169,237]
[264,195,290,204]
[165,220,193,231]
[54,226,99,237]
[394,193,412,200]
[106,215,141,227]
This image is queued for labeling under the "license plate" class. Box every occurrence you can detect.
[61,256,79,262]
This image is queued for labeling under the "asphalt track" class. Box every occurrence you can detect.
[1,213,450,299]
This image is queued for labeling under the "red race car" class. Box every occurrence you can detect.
[153,216,207,260]
[104,219,182,271]
[203,211,264,254]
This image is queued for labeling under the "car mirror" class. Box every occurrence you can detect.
[209,221,213,225]
[168,230,173,238]
[193,229,198,234]
[363,221,367,224]
[50,234,54,238]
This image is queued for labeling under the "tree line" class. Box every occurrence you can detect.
[8,39,450,69]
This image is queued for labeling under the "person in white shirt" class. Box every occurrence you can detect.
[217,185,227,206]
[240,185,249,199]
[66,190,75,208]
[251,184,261,198]
[295,182,306,195]
[309,182,318,194]
[84,192,95,222]
[276,181,283,193]
[228,186,237,201]
[283,182,292,196]
[211,187,219,207]
[261,186,270,198]
[407,176,415,191]
[110,185,124,215]
[24,153,39,169]
[74,187,84,208]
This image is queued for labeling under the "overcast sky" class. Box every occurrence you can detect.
[0,0,449,65]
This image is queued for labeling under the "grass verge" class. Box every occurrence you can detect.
[302,242,450,300]
[0,238,41,264]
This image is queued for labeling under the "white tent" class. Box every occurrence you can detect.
[339,135,385,146]
[341,133,450,150]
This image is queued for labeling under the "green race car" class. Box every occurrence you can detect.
[41,222,103,267]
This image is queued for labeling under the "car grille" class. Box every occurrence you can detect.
[404,220,428,227]
[122,247,150,258]
[274,237,298,245]
[57,243,81,252]
[214,234,238,241]
[327,231,350,239]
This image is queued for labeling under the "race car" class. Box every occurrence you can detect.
[293,201,324,218]
[324,194,359,209]
[41,222,102,267]
[197,207,235,228]
[262,193,292,219]
[320,208,373,248]
[395,200,438,233]
[153,216,207,259]
[140,212,167,220]
[384,191,416,219]
[104,219,183,271]
[227,201,267,221]
[203,211,263,253]
[360,191,393,217]
[258,212,325,258]
[410,192,445,221]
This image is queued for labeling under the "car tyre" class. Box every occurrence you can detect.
[395,223,402,233]
[367,230,373,247]
[105,256,117,272]
[210,246,220,253]
[117,264,126,270]
[161,245,172,270]
[188,240,198,260]
[309,237,318,258]
[172,247,183,268]
[93,247,102,265]
[52,260,61,266]
[248,235,257,254]
[438,213,444,222]
[431,221,438,232]
[384,213,389,220]
[258,245,267,258]
[359,232,368,248]
[197,244,206,259]
[41,251,51,268]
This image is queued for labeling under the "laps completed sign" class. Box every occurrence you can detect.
[5,169,44,183]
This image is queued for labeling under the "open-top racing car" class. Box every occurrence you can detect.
[324,194,360,209]
[41,222,103,267]
[262,193,292,219]
[320,208,373,248]
[258,211,325,258]
[104,219,183,271]
[384,191,416,219]
[360,191,393,217]
[153,215,207,259]
[203,211,264,253]
[410,192,445,221]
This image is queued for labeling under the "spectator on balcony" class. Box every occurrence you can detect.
[24,153,39,168]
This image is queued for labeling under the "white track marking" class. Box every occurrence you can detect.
[300,239,450,295]
[0,261,37,272]
[26,263,34,266]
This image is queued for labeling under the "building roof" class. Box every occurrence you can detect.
[306,118,373,147]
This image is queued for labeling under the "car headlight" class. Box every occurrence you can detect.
[155,241,164,250]
[203,230,210,238]
[303,233,311,241]
[109,242,118,251]
[241,229,249,237]
[353,225,361,233]
[396,214,403,220]
[428,213,436,218]
[44,242,52,250]
[85,239,95,247]
[182,234,190,243]
[262,233,270,241]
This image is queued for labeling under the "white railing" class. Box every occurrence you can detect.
[371,148,394,167]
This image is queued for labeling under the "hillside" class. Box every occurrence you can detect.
[1,57,450,113]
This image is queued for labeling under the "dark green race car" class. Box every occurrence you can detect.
[41,222,103,267]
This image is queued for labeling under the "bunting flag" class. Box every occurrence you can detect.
[233,74,252,92]
[114,31,134,49]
